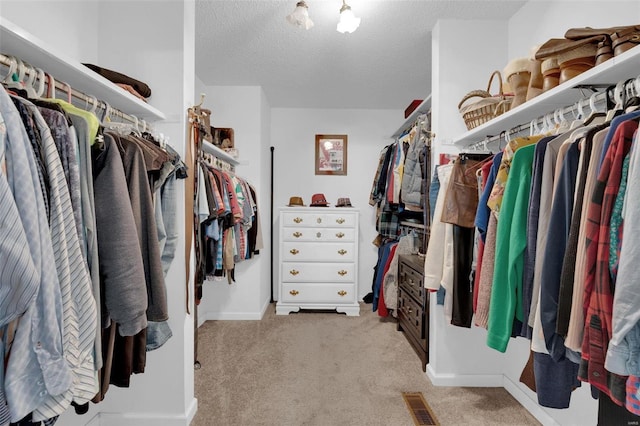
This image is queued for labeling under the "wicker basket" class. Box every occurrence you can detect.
[458,70,513,130]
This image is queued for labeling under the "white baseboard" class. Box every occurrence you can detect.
[503,376,559,426]
[198,299,272,323]
[426,364,503,387]
[91,398,197,426]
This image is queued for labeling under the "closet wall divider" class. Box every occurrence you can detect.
[1,3,198,425]
[429,4,640,426]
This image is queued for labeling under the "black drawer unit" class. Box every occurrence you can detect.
[397,254,429,372]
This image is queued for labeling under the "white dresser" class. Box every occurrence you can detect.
[276,207,360,316]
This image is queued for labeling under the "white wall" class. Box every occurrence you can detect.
[271,107,402,302]
[1,0,99,64]
[2,1,197,425]
[429,18,510,382]
[508,1,640,60]
[259,88,273,306]
[196,85,272,320]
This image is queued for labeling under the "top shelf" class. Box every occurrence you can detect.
[453,45,640,148]
[0,17,166,121]
[201,141,239,166]
[391,95,432,138]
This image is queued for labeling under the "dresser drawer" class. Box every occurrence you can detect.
[399,261,425,303]
[282,242,355,262]
[398,287,426,341]
[282,227,356,242]
[280,283,356,303]
[281,212,357,228]
[282,262,355,283]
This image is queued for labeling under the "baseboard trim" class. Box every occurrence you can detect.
[426,364,503,387]
[503,376,558,426]
[199,300,273,322]
[200,310,264,321]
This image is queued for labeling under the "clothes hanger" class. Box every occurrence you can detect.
[605,81,625,122]
[583,92,606,125]
[1,55,17,85]
[21,63,40,99]
[4,58,26,92]
[570,100,585,129]
[45,72,57,98]
[32,68,46,99]
[554,107,571,134]
[623,76,640,112]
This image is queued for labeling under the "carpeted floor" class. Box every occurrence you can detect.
[192,303,541,426]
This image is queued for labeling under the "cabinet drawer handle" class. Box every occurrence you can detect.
[317,217,322,224]
[316,232,322,238]
[338,270,348,276]
[289,270,299,276]
[294,217,303,223]
[293,231,302,238]
[336,232,345,238]
[338,290,347,297]
[290,249,299,255]
[338,249,347,255]
[336,218,345,224]
[289,290,299,296]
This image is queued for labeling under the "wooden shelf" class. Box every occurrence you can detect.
[391,95,432,138]
[453,46,640,148]
[0,17,166,121]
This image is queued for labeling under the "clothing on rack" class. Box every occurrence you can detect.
[436,79,640,416]
[0,77,185,424]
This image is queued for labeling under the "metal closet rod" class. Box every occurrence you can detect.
[464,82,629,152]
[0,53,150,131]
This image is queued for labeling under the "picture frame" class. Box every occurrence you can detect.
[315,134,348,176]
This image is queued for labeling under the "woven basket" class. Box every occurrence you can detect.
[458,70,513,130]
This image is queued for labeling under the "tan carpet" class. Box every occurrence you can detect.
[192,303,541,426]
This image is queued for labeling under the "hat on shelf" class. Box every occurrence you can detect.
[336,197,353,207]
[310,193,330,207]
[287,196,305,207]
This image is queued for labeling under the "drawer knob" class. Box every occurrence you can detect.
[338,290,347,296]
[338,270,348,276]
[289,290,299,296]
[293,231,302,238]
[289,270,299,276]
[336,232,345,238]
[338,249,347,255]
[290,249,299,255]
[294,217,303,223]
[316,232,322,238]
[336,218,345,224]
[317,217,322,224]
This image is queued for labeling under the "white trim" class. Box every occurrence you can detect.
[425,364,503,387]
[96,404,196,426]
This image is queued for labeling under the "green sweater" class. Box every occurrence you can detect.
[487,144,536,353]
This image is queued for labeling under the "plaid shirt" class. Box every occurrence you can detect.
[579,119,638,404]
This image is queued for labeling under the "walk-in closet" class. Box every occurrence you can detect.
[1,1,640,425]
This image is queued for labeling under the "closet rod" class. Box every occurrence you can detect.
[464,89,610,152]
[0,52,151,131]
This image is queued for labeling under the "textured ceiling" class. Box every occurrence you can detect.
[195,0,526,109]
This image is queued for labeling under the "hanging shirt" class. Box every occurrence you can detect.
[0,86,71,424]
[486,144,535,352]
[579,119,638,404]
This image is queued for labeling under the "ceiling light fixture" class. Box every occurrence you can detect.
[286,1,314,30]
[336,0,360,34]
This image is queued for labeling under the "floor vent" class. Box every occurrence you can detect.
[402,392,440,426]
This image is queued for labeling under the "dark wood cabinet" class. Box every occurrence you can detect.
[397,254,429,372]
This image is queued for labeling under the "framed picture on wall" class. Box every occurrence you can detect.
[315,134,348,176]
